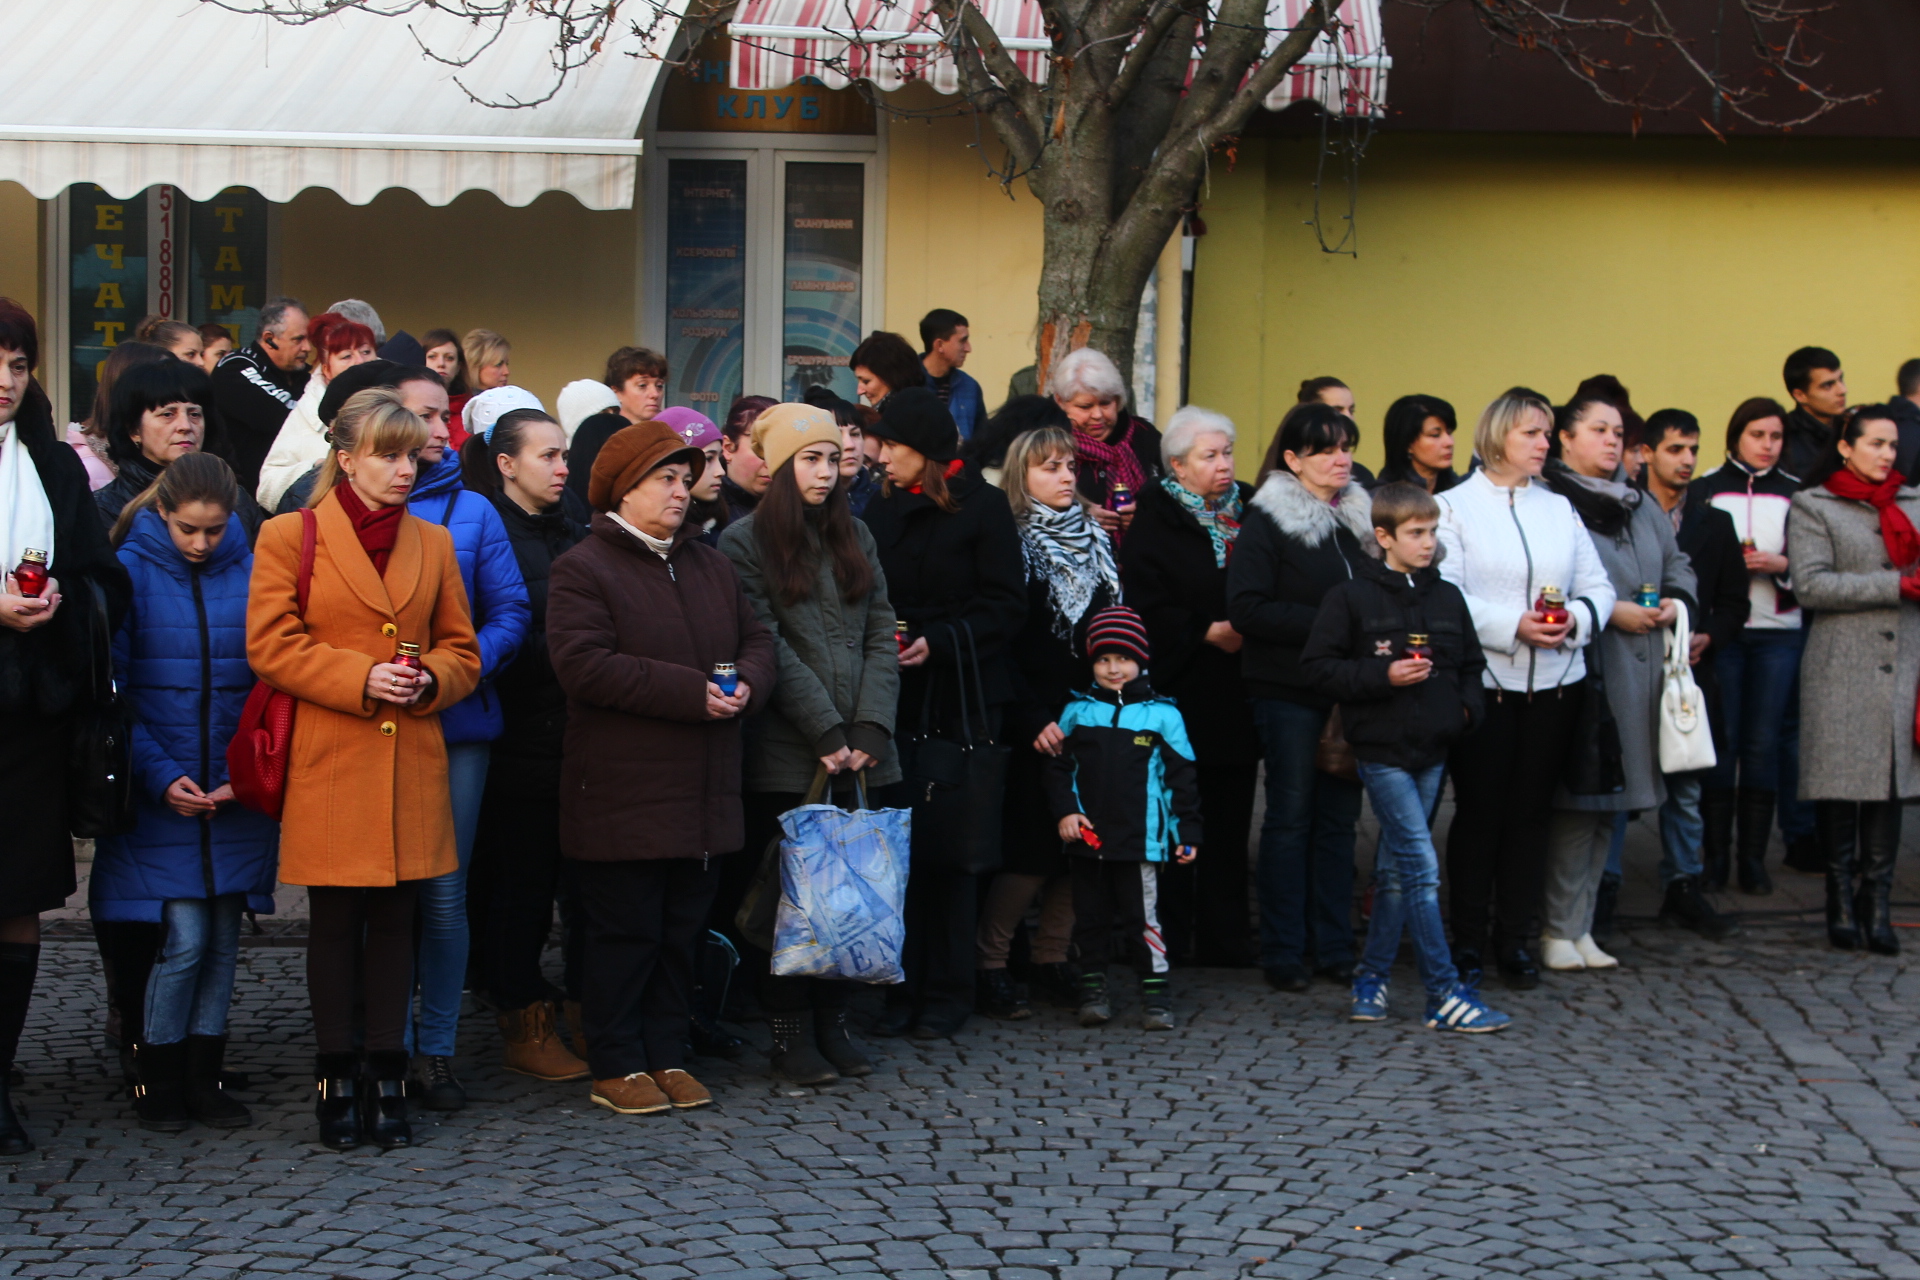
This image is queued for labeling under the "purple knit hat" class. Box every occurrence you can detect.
[1085,606,1151,666]
[655,406,722,451]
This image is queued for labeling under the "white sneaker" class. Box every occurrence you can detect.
[1574,934,1618,969]
[1541,936,1586,970]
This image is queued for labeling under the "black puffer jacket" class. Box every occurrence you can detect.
[1119,479,1258,760]
[1783,406,1833,487]
[208,343,305,493]
[862,461,1025,726]
[1299,550,1486,772]
[488,492,588,796]
[1226,471,1373,709]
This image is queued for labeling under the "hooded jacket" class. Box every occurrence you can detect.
[487,492,588,795]
[91,509,279,920]
[1299,547,1487,772]
[1690,458,1801,630]
[1226,470,1374,708]
[255,374,329,512]
[406,457,531,744]
[1044,679,1203,863]
[209,342,307,493]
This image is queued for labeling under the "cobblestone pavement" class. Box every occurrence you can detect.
[9,826,1920,1279]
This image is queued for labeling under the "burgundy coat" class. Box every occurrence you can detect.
[548,515,776,861]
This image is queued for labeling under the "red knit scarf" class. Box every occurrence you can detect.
[1072,417,1147,499]
[1825,468,1920,571]
[334,481,406,577]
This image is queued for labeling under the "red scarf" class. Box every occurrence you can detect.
[1824,468,1920,571]
[334,482,406,577]
[1073,416,1148,501]
[908,457,965,495]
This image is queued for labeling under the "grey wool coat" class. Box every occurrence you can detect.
[1556,495,1698,813]
[719,512,904,794]
[1786,486,1920,801]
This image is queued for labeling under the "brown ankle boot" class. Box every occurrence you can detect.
[564,999,588,1061]
[499,1001,590,1082]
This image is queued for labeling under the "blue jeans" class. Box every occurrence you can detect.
[143,894,244,1045]
[1355,763,1457,1001]
[1254,698,1363,970]
[410,741,491,1057]
[1710,629,1808,840]
[1658,773,1705,883]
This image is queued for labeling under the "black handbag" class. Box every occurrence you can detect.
[1563,598,1625,797]
[67,578,137,838]
[901,622,1009,876]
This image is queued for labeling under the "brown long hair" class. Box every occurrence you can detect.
[880,454,961,514]
[110,451,239,547]
[753,457,874,607]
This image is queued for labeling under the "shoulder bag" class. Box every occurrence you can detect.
[901,621,1010,875]
[1563,597,1625,796]
[228,508,317,820]
[67,578,138,838]
[1658,600,1717,773]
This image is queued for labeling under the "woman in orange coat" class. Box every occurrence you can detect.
[246,388,481,1152]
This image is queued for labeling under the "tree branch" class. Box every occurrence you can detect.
[1107,0,1203,109]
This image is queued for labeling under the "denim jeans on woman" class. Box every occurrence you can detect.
[143,894,246,1045]
[1253,698,1362,971]
[410,742,491,1057]
[1355,763,1458,1000]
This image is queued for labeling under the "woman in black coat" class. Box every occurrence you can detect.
[1121,408,1260,968]
[95,360,265,542]
[862,387,1026,1038]
[1374,395,1460,494]
[1049,348,1162,537]
[1226,404,1371,993]
[460,410,594,1085]
[0,302,133,1155]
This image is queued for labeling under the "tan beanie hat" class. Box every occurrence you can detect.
[751,403,843,478]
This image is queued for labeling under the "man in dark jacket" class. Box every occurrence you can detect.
[208,298,309,493]
[1638,410,1745,939]
[1880,358,1920,482]
[1782,345,1846,484]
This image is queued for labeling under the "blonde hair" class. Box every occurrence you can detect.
[1474,387,1554,473]
[462,328,510,377]
[308,387,429,505]
[1002,426,1082,521]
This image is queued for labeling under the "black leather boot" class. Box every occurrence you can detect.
[0,1073,29,1157]
[1701,787,1736,890]
[0,941,35,1156]
[812,1005,874,1078]
[1817,801,1860,951]
[185,1035,250,1129]
[767,1013,839,1086]
[314,1052,362,1150]
[359,1051,412,1150]
[1735,787,1776,896]
[1858,800,1902,956]
[1591,874,1622,945]
[131,1041,192,1133]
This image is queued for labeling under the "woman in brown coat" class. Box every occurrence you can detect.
[548,421,775,1117]
[246,388,481,1152]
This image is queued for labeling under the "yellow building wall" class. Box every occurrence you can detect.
[0,184,40,318]
[279,187,638,411]
[1191,133,1920,478]
[882,93,1044,410]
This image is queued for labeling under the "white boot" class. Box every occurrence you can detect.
[1541,936,1586,971]
[1574,933,1618,969]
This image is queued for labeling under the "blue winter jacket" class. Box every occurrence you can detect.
[408,457,532,744]
[1043,681,1204,863]
[938,367,988,441]
[91,510,279,921]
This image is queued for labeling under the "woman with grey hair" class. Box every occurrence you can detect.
[1050,348,1161,538]
[1119,406,1259,967]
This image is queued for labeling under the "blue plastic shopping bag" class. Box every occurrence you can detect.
[770,775,911,983]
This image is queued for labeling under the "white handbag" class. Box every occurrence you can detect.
[1658,600,1718,773]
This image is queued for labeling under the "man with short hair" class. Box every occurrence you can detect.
[919,308,987,441]
[1781,346,1846,484]
[209,297,310,492]
[1636,409,1748,940]
[1880,358,1920,481]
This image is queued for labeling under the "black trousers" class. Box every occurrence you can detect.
[1446,682,1581,952]
[468,786,579,1010]
[1159,758,1257,964]
[1071,858,1171,977]
[92,919,162,1046]
[573,858,720,1078]
[307,884,420,1055]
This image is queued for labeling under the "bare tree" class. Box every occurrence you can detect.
[206,0,1872,390]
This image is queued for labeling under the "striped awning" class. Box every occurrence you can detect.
[728,0,1387,116]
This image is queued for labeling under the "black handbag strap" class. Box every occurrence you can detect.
[940,621,995,748]
[803,763,871,811]
[83,577,115,705]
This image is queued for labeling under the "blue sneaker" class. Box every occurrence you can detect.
[1424,985,1512,1033]
[1348,974,1389,1022]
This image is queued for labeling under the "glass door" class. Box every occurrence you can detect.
[779,161,864,403]
[663,157,750,412]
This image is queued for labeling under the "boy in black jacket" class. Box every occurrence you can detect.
[1300,484,1510,1033]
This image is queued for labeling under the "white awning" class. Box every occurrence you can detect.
[729,0,1387,116]
[0,0,678,210]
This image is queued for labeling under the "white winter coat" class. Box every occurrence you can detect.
[255,374,329,512]
[1435,469,1617,694]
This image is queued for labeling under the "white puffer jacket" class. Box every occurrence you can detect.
[255,374,329,512]
[1435,469,1617,693]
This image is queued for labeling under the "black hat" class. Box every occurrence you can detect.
[868,385,960,462]
[318,359,402,426]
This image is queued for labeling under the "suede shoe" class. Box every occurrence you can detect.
[184,1035,250,1129]
[813,1006,874,1078]
[649,1068,713,1109]
[500,1001,591,1082]
[564,998,589,1061]
[132,1041,192,1134]
[592,1072,672,1115]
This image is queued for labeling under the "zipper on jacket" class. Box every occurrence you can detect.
[191,568,216,899]
[1506,486,1538,696]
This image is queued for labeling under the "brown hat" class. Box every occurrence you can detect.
[588,421,705,513]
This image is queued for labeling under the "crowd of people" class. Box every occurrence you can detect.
[0,287,1913,1157]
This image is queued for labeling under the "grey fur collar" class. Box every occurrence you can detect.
[1251,471,1376,548]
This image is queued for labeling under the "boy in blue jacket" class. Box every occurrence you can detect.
[1044,607,1201,1031]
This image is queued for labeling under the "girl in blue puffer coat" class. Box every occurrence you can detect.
[96,453,279,1133]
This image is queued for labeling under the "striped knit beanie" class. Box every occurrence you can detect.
[1085,605,1151,666]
